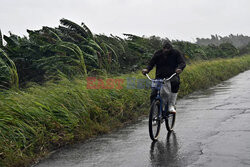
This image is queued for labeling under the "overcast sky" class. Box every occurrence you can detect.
[1,0,250,41]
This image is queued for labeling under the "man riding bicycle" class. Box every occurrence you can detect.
[142,41,186,113]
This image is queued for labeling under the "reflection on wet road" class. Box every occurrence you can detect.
[35,70,250,167]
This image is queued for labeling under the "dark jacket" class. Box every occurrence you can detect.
[147,48,186,79]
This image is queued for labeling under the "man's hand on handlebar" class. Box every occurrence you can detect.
[175,68,182,74]
[142,69,148,75]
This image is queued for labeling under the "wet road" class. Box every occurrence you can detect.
[35,70,250,167]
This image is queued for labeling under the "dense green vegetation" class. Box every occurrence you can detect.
[1,55,250,167]
[1,19,250,89]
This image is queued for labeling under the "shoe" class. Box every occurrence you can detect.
[168,93,177,114]
[168,110,176,114]
[168,107,176,114]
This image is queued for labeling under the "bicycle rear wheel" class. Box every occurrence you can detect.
[149,100,161,141]
[165,112,176,132]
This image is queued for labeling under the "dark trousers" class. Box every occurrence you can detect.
[150,75,180,103]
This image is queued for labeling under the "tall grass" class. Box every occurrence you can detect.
[0,55,250,167]
[179,55,250,97]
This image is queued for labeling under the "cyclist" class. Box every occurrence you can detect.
[142,41,186,113]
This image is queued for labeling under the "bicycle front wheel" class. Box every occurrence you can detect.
[149,100,161,141]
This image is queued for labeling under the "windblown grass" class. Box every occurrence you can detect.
[1,55,250,167]
[179,55,250,97]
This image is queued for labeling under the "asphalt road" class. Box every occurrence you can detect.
[35,70,250,167]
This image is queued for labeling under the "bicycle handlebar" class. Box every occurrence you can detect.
[146,73,177,82]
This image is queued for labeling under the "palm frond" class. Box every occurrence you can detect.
[42,27,62,41]
[3,35,19,47]
[60,18,88,38]
[105,43,119,63]
[0,48,19,89]
[81,22,94,39]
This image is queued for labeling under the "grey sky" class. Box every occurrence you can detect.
[1,0,250,41]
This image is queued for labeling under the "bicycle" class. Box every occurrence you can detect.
[146,73,177,141]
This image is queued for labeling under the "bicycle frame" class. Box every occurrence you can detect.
[146,73,176,118]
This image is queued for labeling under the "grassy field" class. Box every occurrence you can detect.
[1,55,250,167]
